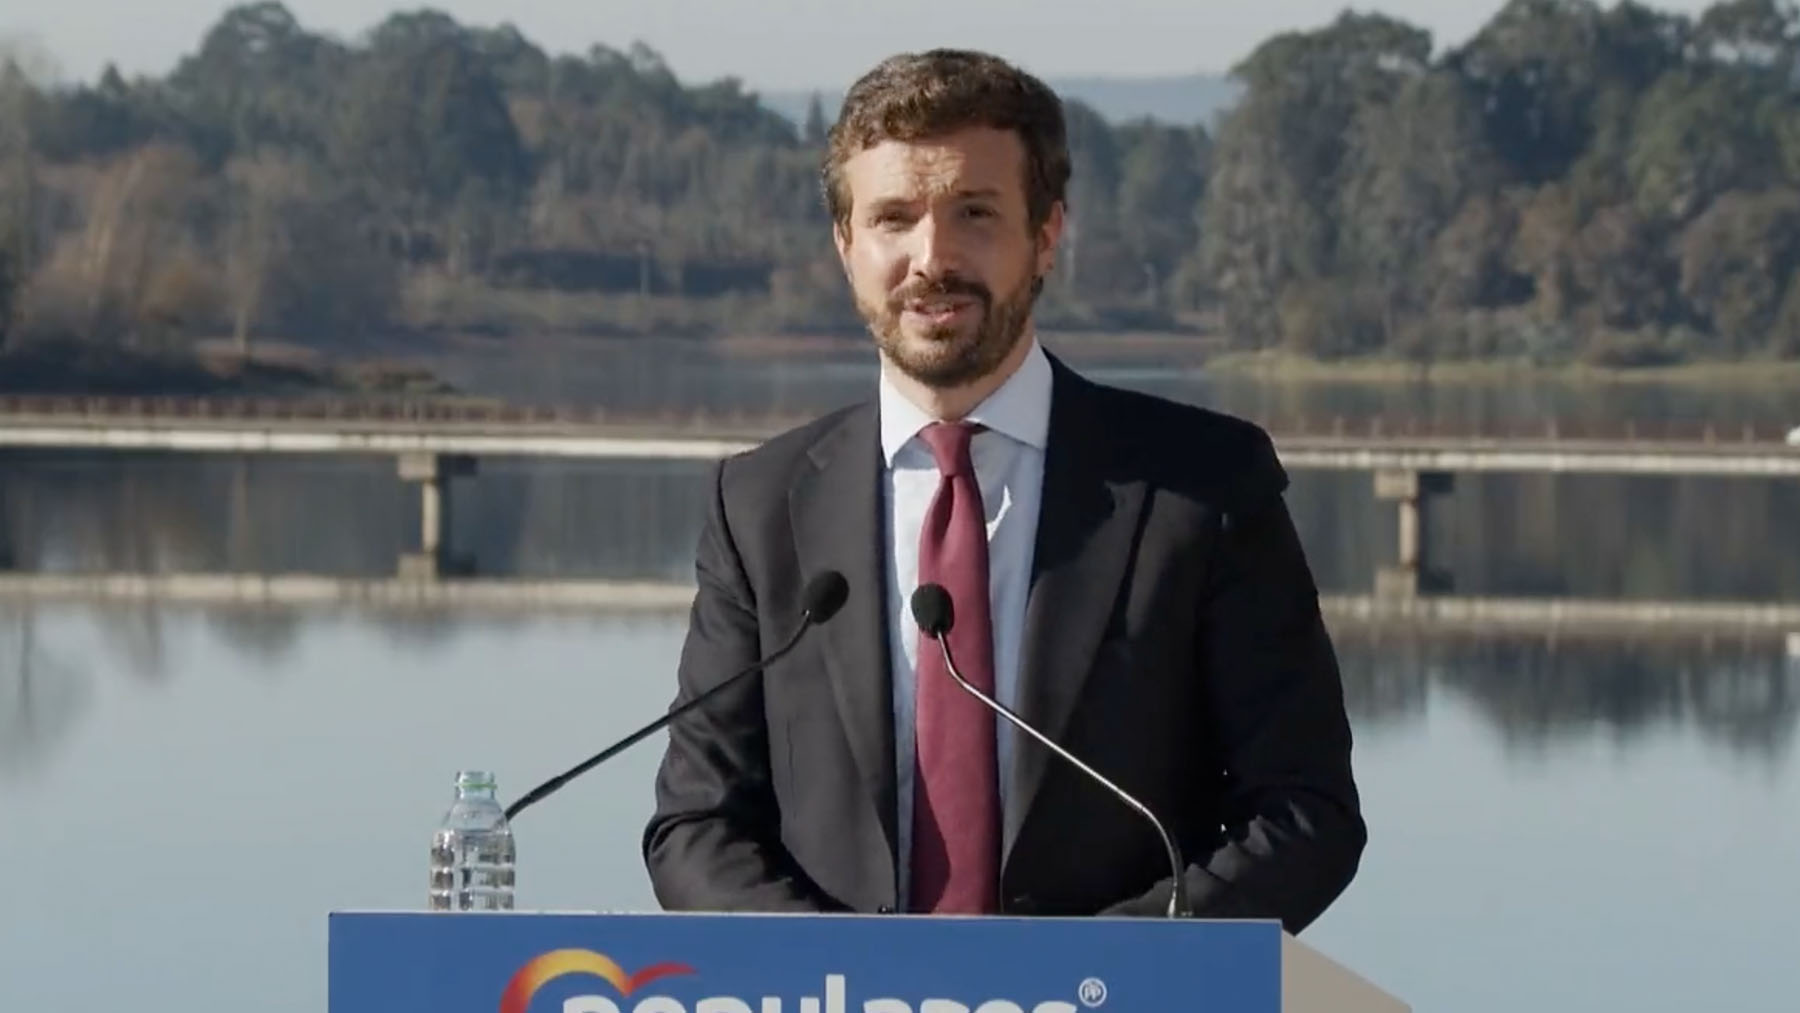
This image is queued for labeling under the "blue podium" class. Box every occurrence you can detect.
[329,910,1407,1012]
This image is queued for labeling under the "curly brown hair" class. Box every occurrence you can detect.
[822,49,1071,234]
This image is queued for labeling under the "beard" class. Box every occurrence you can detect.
[859,268,1039,389]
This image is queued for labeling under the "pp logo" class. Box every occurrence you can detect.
[1077,978,1107,1007]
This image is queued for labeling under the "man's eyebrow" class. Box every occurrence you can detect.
[863,196,915,214]
[863,187,1003,212]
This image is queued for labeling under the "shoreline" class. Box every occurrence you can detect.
[1194,350,1800,386]
[10,331,1800,398]
[433,331,1800,387]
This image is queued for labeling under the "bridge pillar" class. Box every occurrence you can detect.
[397,452,477,579]
[1374,469,1453,597]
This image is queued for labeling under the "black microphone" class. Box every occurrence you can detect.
[503,570,850,822]
[909,582,1192,918]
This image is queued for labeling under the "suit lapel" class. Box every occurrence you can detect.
[1005,360,1146,863]
[788,403,900,870]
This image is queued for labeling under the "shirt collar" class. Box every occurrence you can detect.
[878,336,1052,465]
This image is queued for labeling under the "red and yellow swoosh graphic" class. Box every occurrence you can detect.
[498,949,694,1013]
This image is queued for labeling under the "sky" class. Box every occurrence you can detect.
[3,0,1729,92]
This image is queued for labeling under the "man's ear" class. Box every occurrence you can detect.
[1034,201,1065,279]
[833,221,851,271]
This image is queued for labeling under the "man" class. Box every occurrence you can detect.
[642,49,1365,930]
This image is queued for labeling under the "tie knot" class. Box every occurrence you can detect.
[918,421,980,477]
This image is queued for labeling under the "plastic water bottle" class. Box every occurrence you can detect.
[428,769,516,910]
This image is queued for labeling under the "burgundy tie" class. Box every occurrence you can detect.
[909,421,1001,914]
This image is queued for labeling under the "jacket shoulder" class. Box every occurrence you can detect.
[1073,368,1287,506]
[714,401,869,499]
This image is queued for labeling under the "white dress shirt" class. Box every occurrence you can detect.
[879,336,1051,906]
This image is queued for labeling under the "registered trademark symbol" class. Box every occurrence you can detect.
[1077,977,1107,1007]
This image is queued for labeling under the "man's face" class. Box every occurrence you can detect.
[833,126,1062,389]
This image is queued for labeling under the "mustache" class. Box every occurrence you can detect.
[891,277,991,306]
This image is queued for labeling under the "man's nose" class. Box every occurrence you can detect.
[909,214,963,279]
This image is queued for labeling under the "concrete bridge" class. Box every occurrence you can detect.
[3,395,1796,586]
[3,395,1796,470]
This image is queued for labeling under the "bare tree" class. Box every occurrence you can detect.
[74,144,209,348]
[0,35,58,349]
[223,153,310,356]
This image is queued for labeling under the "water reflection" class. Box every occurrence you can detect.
[0,452,718,580]
[0,450,1796,1012]
[0,598,1796,1013]
[1336,629,1800,764]
[5,453,1800,600]
[3,444,1799,778]
[0,607,92,779]
[4,597,1795,780]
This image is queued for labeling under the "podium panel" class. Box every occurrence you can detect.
[329,910,1406,1013]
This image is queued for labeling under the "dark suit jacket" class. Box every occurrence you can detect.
[641,353,1366,931]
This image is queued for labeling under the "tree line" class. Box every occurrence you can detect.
[2,0,1799,368]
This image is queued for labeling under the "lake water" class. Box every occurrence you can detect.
[3,357,1799,1012]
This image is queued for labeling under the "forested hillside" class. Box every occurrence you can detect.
[2,0,1799,369]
